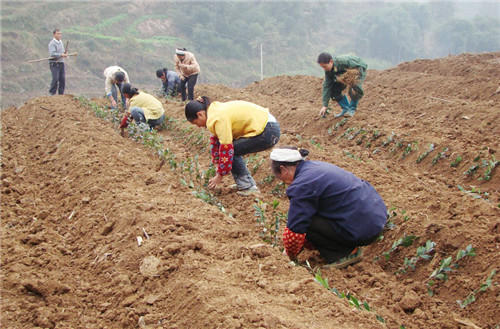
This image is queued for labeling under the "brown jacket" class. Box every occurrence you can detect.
[174,51,200,78]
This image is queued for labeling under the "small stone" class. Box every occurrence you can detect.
[140,256,161,277]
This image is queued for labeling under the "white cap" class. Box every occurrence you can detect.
[175,48,186,55]
[270,148,305,162]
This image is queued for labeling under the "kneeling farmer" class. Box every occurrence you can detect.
[270,147,387,269]
[318,52,367,118]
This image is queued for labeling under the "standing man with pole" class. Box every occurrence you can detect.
[48,29,67,96]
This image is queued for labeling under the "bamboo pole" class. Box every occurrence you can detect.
[27,52,78,63]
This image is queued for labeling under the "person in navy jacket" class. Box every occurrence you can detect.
[270,147,387,269]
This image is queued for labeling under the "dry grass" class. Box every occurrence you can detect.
[337,68,360,88]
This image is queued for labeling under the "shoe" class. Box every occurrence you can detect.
[236,186,260,196]
[346,110,355,117]
[334,109,348,118]
[324,247,363,269]
[229,184,238,190]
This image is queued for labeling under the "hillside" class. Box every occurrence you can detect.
[1,52,499,328]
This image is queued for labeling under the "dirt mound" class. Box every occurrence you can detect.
[1,52,499,329]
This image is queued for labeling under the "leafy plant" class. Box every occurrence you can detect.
[431,147,448,166]
[395,240,436,275]
[416,143,435,163]
[464,155,481,176]
[381,131,395,147]
[310,138,324,150]
[457,269,497,308]
[457,185,490,201]
[253,199,287,246]
[479,155,498,181]
[375,234,417,261]
[304,261,385,323]
[343,150,361,161]
[427,245,476,296]
[450,155,463,168]
[401,141,418,159]
[271,182,286,197]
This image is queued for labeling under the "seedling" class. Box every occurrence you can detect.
[304,261,385,323]
[431,147,448,166]
[427,245,476,296]
[310,138,324,150]
[401,141,418,159]
[259,175,276,185]
[381,132,395,147]
[464,156,481,176]
[457,269,497,308]
[343,150,361,161]
[450,155,463,168]
[271,182,286,197]
[457,185,490,201]
[416,143,435,163]
[253,199,287,247]
[479,155,498,181]
[375,234,417,261]
[395,240,436,275]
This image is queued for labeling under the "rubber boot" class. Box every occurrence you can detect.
[346,99,359,117]
[335,95,350,117]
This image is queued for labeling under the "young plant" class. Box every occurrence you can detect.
[416,143,435,163]
[479,155,498,181]
[381,131,395,147]
[375,234,417,262]
[253,199,287,246]
[310,138,324,150]
[457,185,490,201]
[271,182,287,197]
[464,155,481,176]
[427,245,476,296]
[395,240,436,275]
[431,147,448,166]
[450,155,463,168]
[457,269,497,308]
[343,150,361,161]
[304,261,385,323]
[401,141,418,159]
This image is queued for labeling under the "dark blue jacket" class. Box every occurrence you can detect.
[286,161,387,242]
[160,69,180,95]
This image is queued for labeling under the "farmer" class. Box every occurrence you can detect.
[103,66,130,109]
[317,52,367,118]
[119,83,165,135]
[185,96,281,196]
[156,68,180,98]
[270,147,387,269]
[174,48,200,101]
[48,29,67,96]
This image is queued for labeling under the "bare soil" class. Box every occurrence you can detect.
[1,52,499,329]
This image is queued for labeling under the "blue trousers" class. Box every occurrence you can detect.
[111,83,126,108]
[49,62,65,95]
[130,106,165,128]
[231,121,281,189]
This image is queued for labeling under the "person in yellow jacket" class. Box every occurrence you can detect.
[119,83,165,135]
[185,96,281,196]
[174,48,200,101]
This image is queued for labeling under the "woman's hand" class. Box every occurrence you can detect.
[208,173,223,189]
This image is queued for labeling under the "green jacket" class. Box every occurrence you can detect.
[322,55,367,106]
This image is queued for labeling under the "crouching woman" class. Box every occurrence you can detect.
[119,83,166,135]
[270,147,387,269]
[185,96,281,196]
